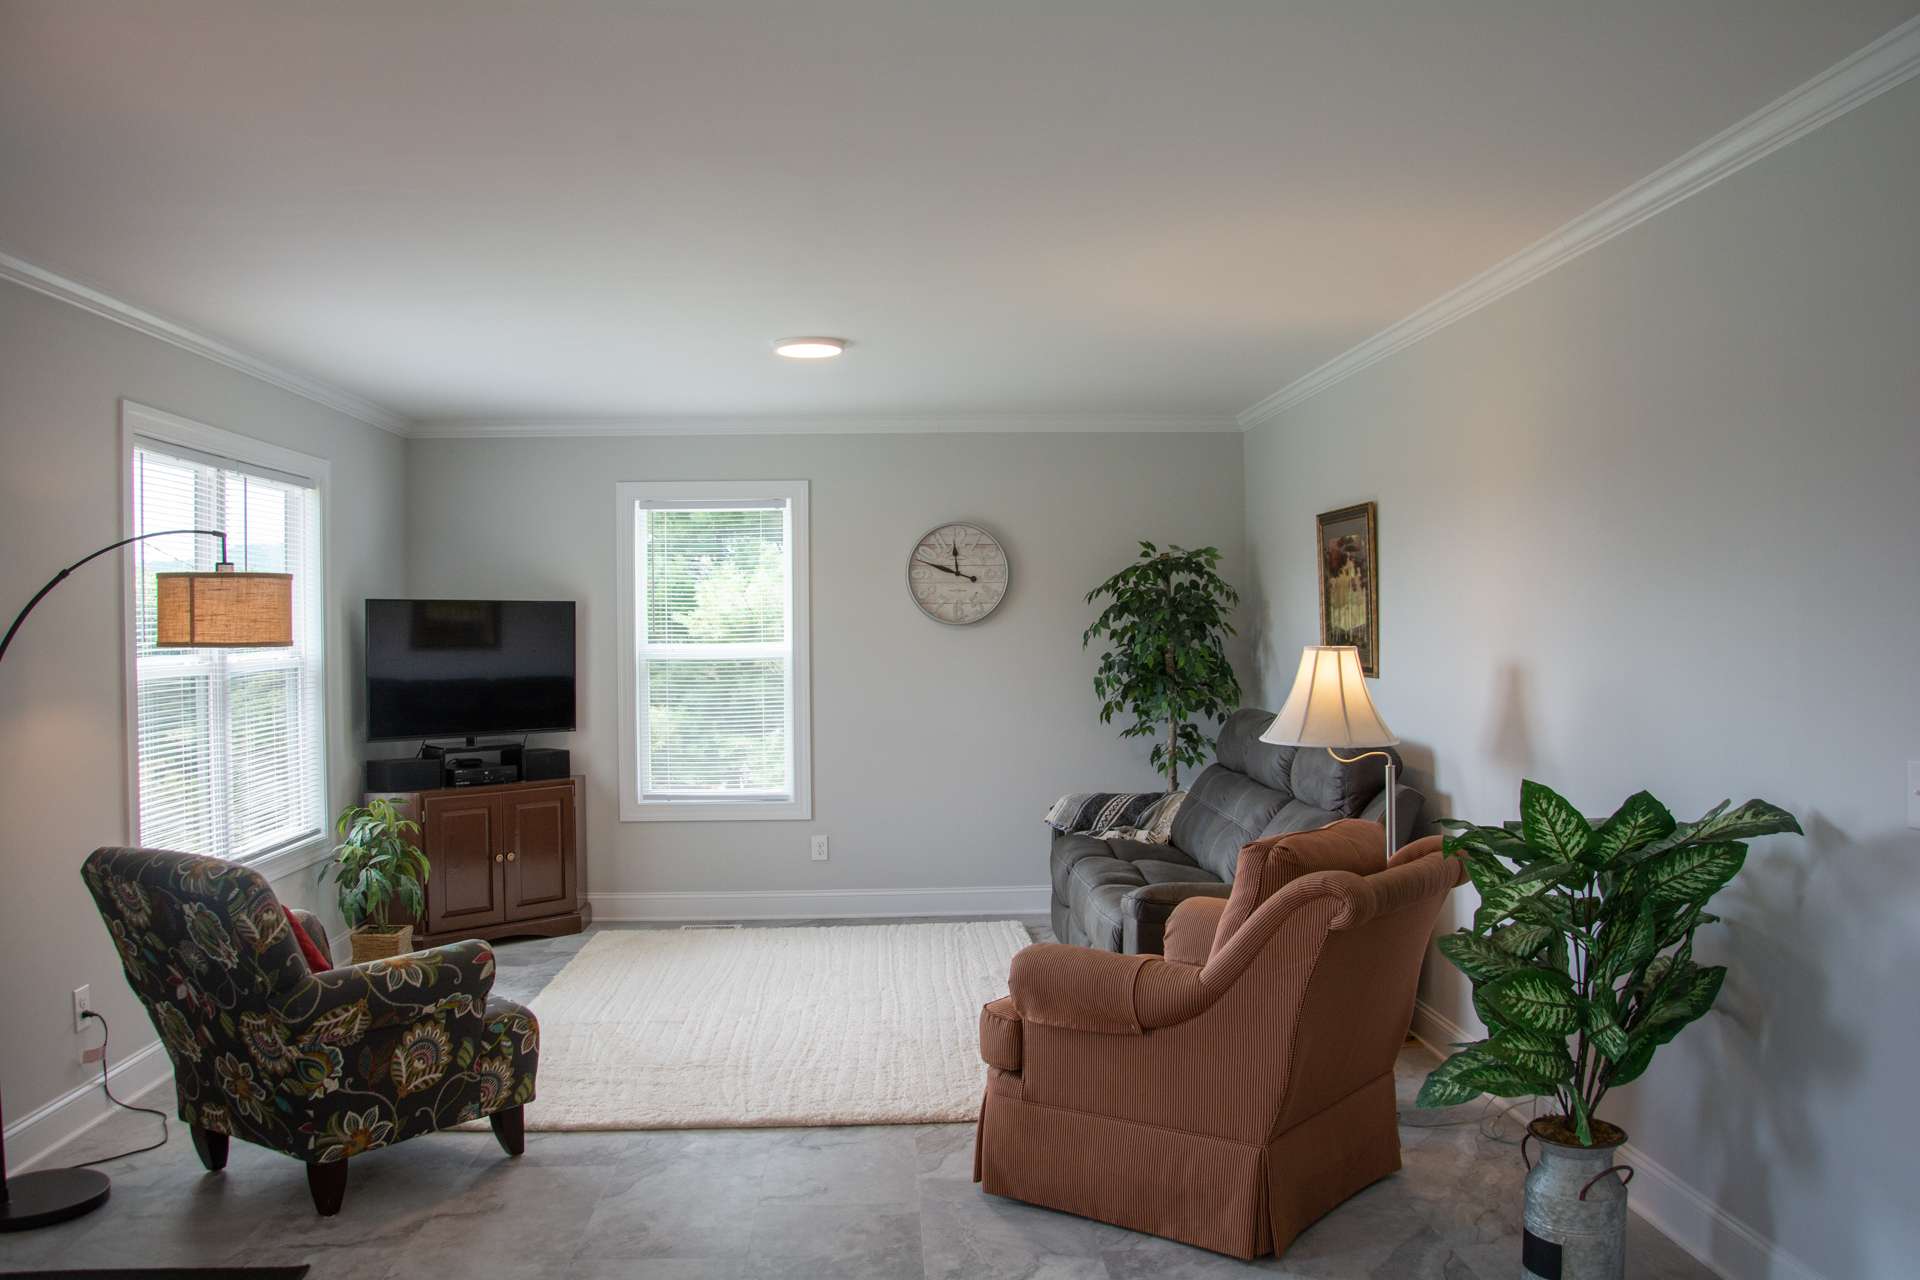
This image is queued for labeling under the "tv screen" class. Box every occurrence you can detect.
[365,599,576,741]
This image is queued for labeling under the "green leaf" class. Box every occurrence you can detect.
[1570,1092,1593,1146]
[1474,861,1581,933]
[1588,791,1675,865]
[1685,798,1802,845]
[1417,1042,1551,1106]
[1480,968,1582,1035]
[1484,1031,1575,1090]
[1645,963,1725,1032]
[1583,993,1631,1061]
[1604,1037,1657,1087]
[1592,900,1659,985]
[1520,780,1593,862]
[1416,1046,1492,1107]
[1436,931,1524,982]
[1445,824,1537,865]
[1490,922,1555,959]
[1625,841,1747,906]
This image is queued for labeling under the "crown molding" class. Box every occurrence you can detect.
[0,250,411,435]
[1238,14,1920,429]
[409,412,1240,439]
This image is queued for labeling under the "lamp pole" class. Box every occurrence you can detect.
[0,527,235,1232]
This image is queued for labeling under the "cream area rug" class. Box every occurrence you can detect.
[518,920,1029,1129]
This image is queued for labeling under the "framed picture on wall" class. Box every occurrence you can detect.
[1316,501,1379,676]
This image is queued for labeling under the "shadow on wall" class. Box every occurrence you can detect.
[1483,660,1545,779]
[1683,810,1878,1278]
[1392,738,1445,837]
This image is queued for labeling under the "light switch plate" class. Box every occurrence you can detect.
[1909,761,1920,830]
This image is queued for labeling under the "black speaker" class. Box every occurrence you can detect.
[502,745,570,782]
[366,756,446,792]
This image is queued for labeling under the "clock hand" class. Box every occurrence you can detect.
[914,556,978,583]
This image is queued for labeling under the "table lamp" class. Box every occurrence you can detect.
[1259,645,1400,860]
[0,528,291,1232]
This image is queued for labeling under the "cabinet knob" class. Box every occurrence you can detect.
[495,853,504,863]
[506,851,517,861]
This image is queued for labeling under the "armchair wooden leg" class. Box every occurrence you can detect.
[489,1105,525,1157]
[306,1159,349,1216]
[190,1125,229,1172]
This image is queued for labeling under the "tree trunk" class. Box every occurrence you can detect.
[1164,643,1179,792]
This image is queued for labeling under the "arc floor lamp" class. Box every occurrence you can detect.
[0,528,291,1232]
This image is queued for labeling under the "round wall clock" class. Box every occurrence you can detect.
[907,522,1009,625]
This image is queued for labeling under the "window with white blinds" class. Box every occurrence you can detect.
[618,481,811,821]
[131,440,326,861]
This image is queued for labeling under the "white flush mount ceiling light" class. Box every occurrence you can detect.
[773,337,847,359]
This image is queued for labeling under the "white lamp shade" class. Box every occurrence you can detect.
[1260,645,1398,749]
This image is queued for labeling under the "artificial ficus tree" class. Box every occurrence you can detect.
[321,796,430,930]
[1417,781,1801,1145]
[1083,542,1241,791]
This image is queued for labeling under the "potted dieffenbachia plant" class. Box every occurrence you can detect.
[1418,781,1799,1274]
[321,797,431,964]
[1083,543,1241,791]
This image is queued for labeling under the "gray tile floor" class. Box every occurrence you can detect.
[0,921,1714,1279]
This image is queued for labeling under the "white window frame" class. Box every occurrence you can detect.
[616,479,811,822]
[120,400,332,881]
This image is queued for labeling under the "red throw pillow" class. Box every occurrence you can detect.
[282,906,332,972]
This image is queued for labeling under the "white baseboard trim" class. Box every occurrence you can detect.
[589,884,1051,922]
[1409,1000,1826,1280]
[3,1039,173,1174]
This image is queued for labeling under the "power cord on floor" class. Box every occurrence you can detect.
[66,1009,171,1169]
[1399,1094,1539,1146]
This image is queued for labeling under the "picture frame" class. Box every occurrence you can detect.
[1316,501,1379,676]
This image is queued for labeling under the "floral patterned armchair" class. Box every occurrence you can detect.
[82,846,539,1215]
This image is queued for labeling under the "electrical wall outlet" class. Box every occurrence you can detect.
[72,984,91,1034]
[810,834,830,862]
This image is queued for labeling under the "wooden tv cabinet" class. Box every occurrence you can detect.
[369,775,591,947]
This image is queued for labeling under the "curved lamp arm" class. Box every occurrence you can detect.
[1328,747,1399,859]
[0,528,230,665]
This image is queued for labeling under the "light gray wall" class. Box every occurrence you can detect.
[0,280,407,1123]
[404,430,1247,900]
[1241,80,1918,1279]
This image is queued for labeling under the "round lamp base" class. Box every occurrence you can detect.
[0,1167,112,1231]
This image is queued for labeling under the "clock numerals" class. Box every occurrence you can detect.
[907,523,1008,625]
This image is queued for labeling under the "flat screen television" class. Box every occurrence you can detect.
[365,599,576,741]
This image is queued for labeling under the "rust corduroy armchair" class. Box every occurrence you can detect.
[973,820,1462,1259]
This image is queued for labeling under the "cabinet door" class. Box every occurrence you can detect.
[422,792,506,933]
[502,784,575,922]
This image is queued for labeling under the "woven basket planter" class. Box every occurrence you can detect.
[348,924,414,965]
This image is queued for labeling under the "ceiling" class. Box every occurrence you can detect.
[2,1,1913,428]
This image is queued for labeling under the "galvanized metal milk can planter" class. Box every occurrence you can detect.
[1520,1117,1634,1280]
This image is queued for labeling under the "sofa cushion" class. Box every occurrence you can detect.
[1288,745,1402,818]
[1169,765,1291,883]
[1256,797,1347,840]
[1211,707,1296,793]
[980,995,1023,1071]
[1066,854,1151,951]
[1211,818,1388,952]
[1132,859,1212,886]
[1050,832,1115,905]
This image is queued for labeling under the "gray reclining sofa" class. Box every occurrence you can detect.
[1049,708,1423,954]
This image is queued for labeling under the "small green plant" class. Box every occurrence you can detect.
[1083,542,1241,791]
[320,797,429,930]
[1417,781,1801,1144]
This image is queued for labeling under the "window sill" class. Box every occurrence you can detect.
[240,833,332,884]
[621,797,813,823]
